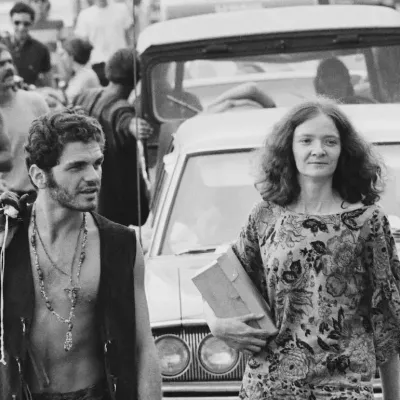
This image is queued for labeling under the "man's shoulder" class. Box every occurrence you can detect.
[73,87,103,108]
[17,89,44,103]
[17,90,49,115]
[27,36,50,54]
[93,211,136,240]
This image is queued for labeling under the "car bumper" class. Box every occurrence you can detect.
[162,380,383,399]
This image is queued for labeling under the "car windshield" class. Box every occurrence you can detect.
[151,44,400,121]
[161,144,400,255]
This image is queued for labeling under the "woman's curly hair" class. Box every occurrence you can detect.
[25,108,105,172]
[255,99,384,206]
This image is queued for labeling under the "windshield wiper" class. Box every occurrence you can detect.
[175,246,217,256]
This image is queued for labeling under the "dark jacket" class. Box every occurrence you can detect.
[0,207,138,399]
[74,88,150,227]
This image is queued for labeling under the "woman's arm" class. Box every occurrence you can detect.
[379,353,400,400]
[203,300,269,355]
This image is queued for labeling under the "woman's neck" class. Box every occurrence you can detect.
[298,178,336,203]
[290,177,342,214]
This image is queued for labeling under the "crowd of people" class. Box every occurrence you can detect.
[0,0,153,229]
[0,1,399,400]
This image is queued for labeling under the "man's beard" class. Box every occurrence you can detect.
[46,171,99,212]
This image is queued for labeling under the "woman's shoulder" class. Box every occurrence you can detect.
[342,202,392,232]
[248,200,283,222]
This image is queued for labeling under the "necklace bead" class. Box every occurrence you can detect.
[31,205,88,352]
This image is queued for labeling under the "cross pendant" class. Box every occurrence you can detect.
[64,287,79,304]
[64,331,73,352]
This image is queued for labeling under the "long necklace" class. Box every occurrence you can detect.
[35,216,83,283]
[30,206,88,352]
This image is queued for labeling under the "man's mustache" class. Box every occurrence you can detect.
[2,70,14,82]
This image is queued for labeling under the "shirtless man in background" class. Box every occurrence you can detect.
[0,42,49,201]
[0,109,161,400]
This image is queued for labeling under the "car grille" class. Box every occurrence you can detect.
[153,325,383,391]
[153,325,246,381]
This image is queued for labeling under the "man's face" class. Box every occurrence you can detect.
[44,141,104,212]
[0,50,16,90]
[11,12,33,41]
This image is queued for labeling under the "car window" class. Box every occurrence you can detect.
[151,44,400,121]
[160,144,400,256]
[161,150,260,255]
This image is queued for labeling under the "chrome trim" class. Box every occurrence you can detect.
[152,319,207,329]
[152,320,183,329]
[155,334,192,378]
[162,381,241,393]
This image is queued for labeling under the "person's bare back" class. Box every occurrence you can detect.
[26,214,104,393]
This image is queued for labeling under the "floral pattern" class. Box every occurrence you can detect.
[233,201,400,400]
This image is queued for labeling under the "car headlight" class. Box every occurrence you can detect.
[155,335,191,377]
[198,334,239,375]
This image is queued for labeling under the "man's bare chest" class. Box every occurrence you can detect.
[28,222,101,351]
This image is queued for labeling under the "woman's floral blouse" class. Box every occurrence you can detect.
[233,201,400,400]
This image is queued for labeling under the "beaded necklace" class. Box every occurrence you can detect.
[35,217,82,279]
[30,206,88,352]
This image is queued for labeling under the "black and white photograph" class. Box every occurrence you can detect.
[0,0,400,399]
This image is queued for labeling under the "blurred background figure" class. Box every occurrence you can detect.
[73,48,151,227]
[26,0,64,51]
[28,0,51,23]
[314,57,376,104]
[74,0,134,86]
[0,42,48,201]
[204,82,276,113]
[35,86,67,110]
[1,1,52,87]
[314,57,355,101]
[60,37,100,104]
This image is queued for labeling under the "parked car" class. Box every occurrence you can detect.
[144,104,400,399]
[135,4,400,170]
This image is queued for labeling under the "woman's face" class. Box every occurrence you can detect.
[292,113,341,182]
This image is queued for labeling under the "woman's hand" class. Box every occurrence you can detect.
[209,313,270,355]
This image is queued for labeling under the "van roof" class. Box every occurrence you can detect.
[137,5,400,53]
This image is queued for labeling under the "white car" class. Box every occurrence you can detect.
[145,104,400,399]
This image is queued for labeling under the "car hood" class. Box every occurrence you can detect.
[145,252,222,326]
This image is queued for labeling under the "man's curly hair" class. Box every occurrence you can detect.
[25,108,105,172]
[255,99,384,206]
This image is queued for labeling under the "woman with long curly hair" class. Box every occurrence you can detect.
[204,99,400,400]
